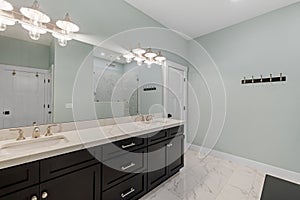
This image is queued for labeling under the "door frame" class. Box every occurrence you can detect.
[0,64,53,128]
[163,61,188,144]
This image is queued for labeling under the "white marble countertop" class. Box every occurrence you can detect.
[0,118,184,170]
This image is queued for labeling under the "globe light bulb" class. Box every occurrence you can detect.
[126,58,132,63]
[58,38,67,47]
[29,30,40,40]
[0,23,6,31]
[137,60,143,66]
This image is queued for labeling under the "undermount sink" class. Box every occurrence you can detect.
[135,120,168,126]
[0,135,69,153]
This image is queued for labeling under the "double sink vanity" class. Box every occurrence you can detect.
[0,119,185,200]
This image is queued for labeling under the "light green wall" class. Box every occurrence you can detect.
[53,40,93,123]
[0,36,50,69]
[193,2,300,173]
[50,0,164,123]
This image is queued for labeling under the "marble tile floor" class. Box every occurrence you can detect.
[141,149,265,200]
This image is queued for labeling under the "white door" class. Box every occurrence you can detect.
[166,63,187,121]
[2,70,46,128]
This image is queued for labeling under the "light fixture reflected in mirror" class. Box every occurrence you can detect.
[123,45,166,67]
[144,48,157,58]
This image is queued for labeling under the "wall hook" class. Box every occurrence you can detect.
[241,73,286,85]
[280,73,283,81]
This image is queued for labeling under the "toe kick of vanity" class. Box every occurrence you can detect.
[0,125,184,200]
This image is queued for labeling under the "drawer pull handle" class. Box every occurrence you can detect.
[122,142,136,149]
[42,192,48,199]
[167,143,173,148]
[121,162,136,171]
[31,196,38,200]
[121,187,135,198]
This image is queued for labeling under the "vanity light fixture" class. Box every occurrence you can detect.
[0,0,15,31]
[20,0,49,40]
[123,52,135,63]
[0,0,13,11]
[123,46,167,67]
[52,13,79,46]
[155,51,167,65]
[0,0,80,46]
[144,48,157,58]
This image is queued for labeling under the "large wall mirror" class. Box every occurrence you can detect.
[0,27,166,130]
[93,47,164,119]
[0,25,54,129]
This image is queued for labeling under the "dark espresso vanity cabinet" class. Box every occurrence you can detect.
[0,125,184,200]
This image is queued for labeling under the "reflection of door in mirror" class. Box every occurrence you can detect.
[166,63,187,121]
[0,66,52,129]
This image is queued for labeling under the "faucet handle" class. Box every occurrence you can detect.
[45,124,58,136]
[10,128,26,141]
[134,114,145,122]
[146,114,153,122]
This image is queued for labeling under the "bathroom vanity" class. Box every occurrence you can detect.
[0,122,184,200]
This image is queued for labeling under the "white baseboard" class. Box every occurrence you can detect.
[188,144,300,184]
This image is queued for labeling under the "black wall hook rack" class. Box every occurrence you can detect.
[241,73,286,85]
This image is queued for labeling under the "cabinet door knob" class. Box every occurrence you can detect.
[167,143,173,148]
[42,192,48,199]
[31,196,38,200]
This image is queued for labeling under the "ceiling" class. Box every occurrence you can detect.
[3,0,162,46]
[125,0,300,39]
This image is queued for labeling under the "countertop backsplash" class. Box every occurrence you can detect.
[0,113,164,141]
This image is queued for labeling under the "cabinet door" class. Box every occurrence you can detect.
[0,162,39,197]
[147,140,168,191]
[40,164,100,200]
[167,135,184,177]
[0,186,39,200]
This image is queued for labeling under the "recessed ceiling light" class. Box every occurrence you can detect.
[100,52,105,56]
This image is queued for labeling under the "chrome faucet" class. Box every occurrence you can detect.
[32,123,40,138]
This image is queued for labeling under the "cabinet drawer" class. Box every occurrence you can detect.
[0,162,39,197]
[169,125,184,137]
[40,148,100,182]
[102,137,146,161]
[102,173,147,200]
[148,129,169,145]
[102,148,147,191]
